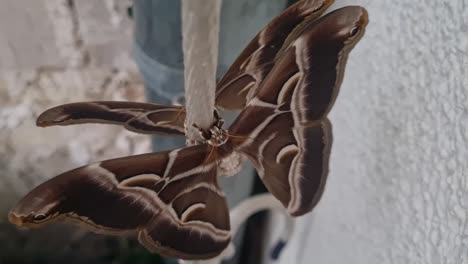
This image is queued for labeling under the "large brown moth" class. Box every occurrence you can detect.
[9,2,368,260]
[35,0,337,133]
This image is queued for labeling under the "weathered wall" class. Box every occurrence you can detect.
[0,0,149,208]
[278,1,468,264]
[0,1,151,262]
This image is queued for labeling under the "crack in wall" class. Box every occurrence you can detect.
[66,0,91,67]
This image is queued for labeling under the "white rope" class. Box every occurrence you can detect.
[182,0,221,143]
[179,0,223,262]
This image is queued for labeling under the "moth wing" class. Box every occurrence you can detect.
[215,0,334,110]
[229,7,368,216]
[9,144,230,260]
[36,101,186,135]
[124,108,186,135]
[233,112,333,217]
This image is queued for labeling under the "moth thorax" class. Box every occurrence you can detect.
[208,126,228,146]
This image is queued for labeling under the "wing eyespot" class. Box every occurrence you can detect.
[350,26,360,37]
[33,214,48,222]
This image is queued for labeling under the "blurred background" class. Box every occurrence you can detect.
[1,0,467,264]
[0,1,154,263]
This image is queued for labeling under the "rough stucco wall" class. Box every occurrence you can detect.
[278,1,468,264]
[0,1,151,262]
[0,0,148,208]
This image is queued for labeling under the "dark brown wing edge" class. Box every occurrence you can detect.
[8,144,230,260]
[214,0,335,110]
[36,101,186,135]
[229,6,369,216]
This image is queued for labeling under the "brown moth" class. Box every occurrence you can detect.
[35,0,336,133]
[9,4,368,261]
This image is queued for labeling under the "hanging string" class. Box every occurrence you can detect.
[181,0,221,144]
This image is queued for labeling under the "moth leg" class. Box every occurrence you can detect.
[170,108,186,124]
[204,144,217,163]
[213,109,224,128]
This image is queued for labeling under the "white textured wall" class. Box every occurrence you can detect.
[0,1,148,213]
[0,1,151,261]
[279,1,468,264]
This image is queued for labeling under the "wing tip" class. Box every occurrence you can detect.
[36,106,68,127]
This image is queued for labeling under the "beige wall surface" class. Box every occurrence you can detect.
[0,1,152,262]
[278,1,468,264]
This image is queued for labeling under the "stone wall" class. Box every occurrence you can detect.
[0,1,152,263]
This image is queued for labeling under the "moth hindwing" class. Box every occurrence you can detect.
[9,144,231,260]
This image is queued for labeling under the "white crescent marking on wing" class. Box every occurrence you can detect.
[277,72,301,105]
[276,144,299,164]
[180,203,206,222]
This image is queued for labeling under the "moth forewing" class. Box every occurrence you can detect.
[214,0,336,109]
[36,101,186,135]
[228,6,369,216]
